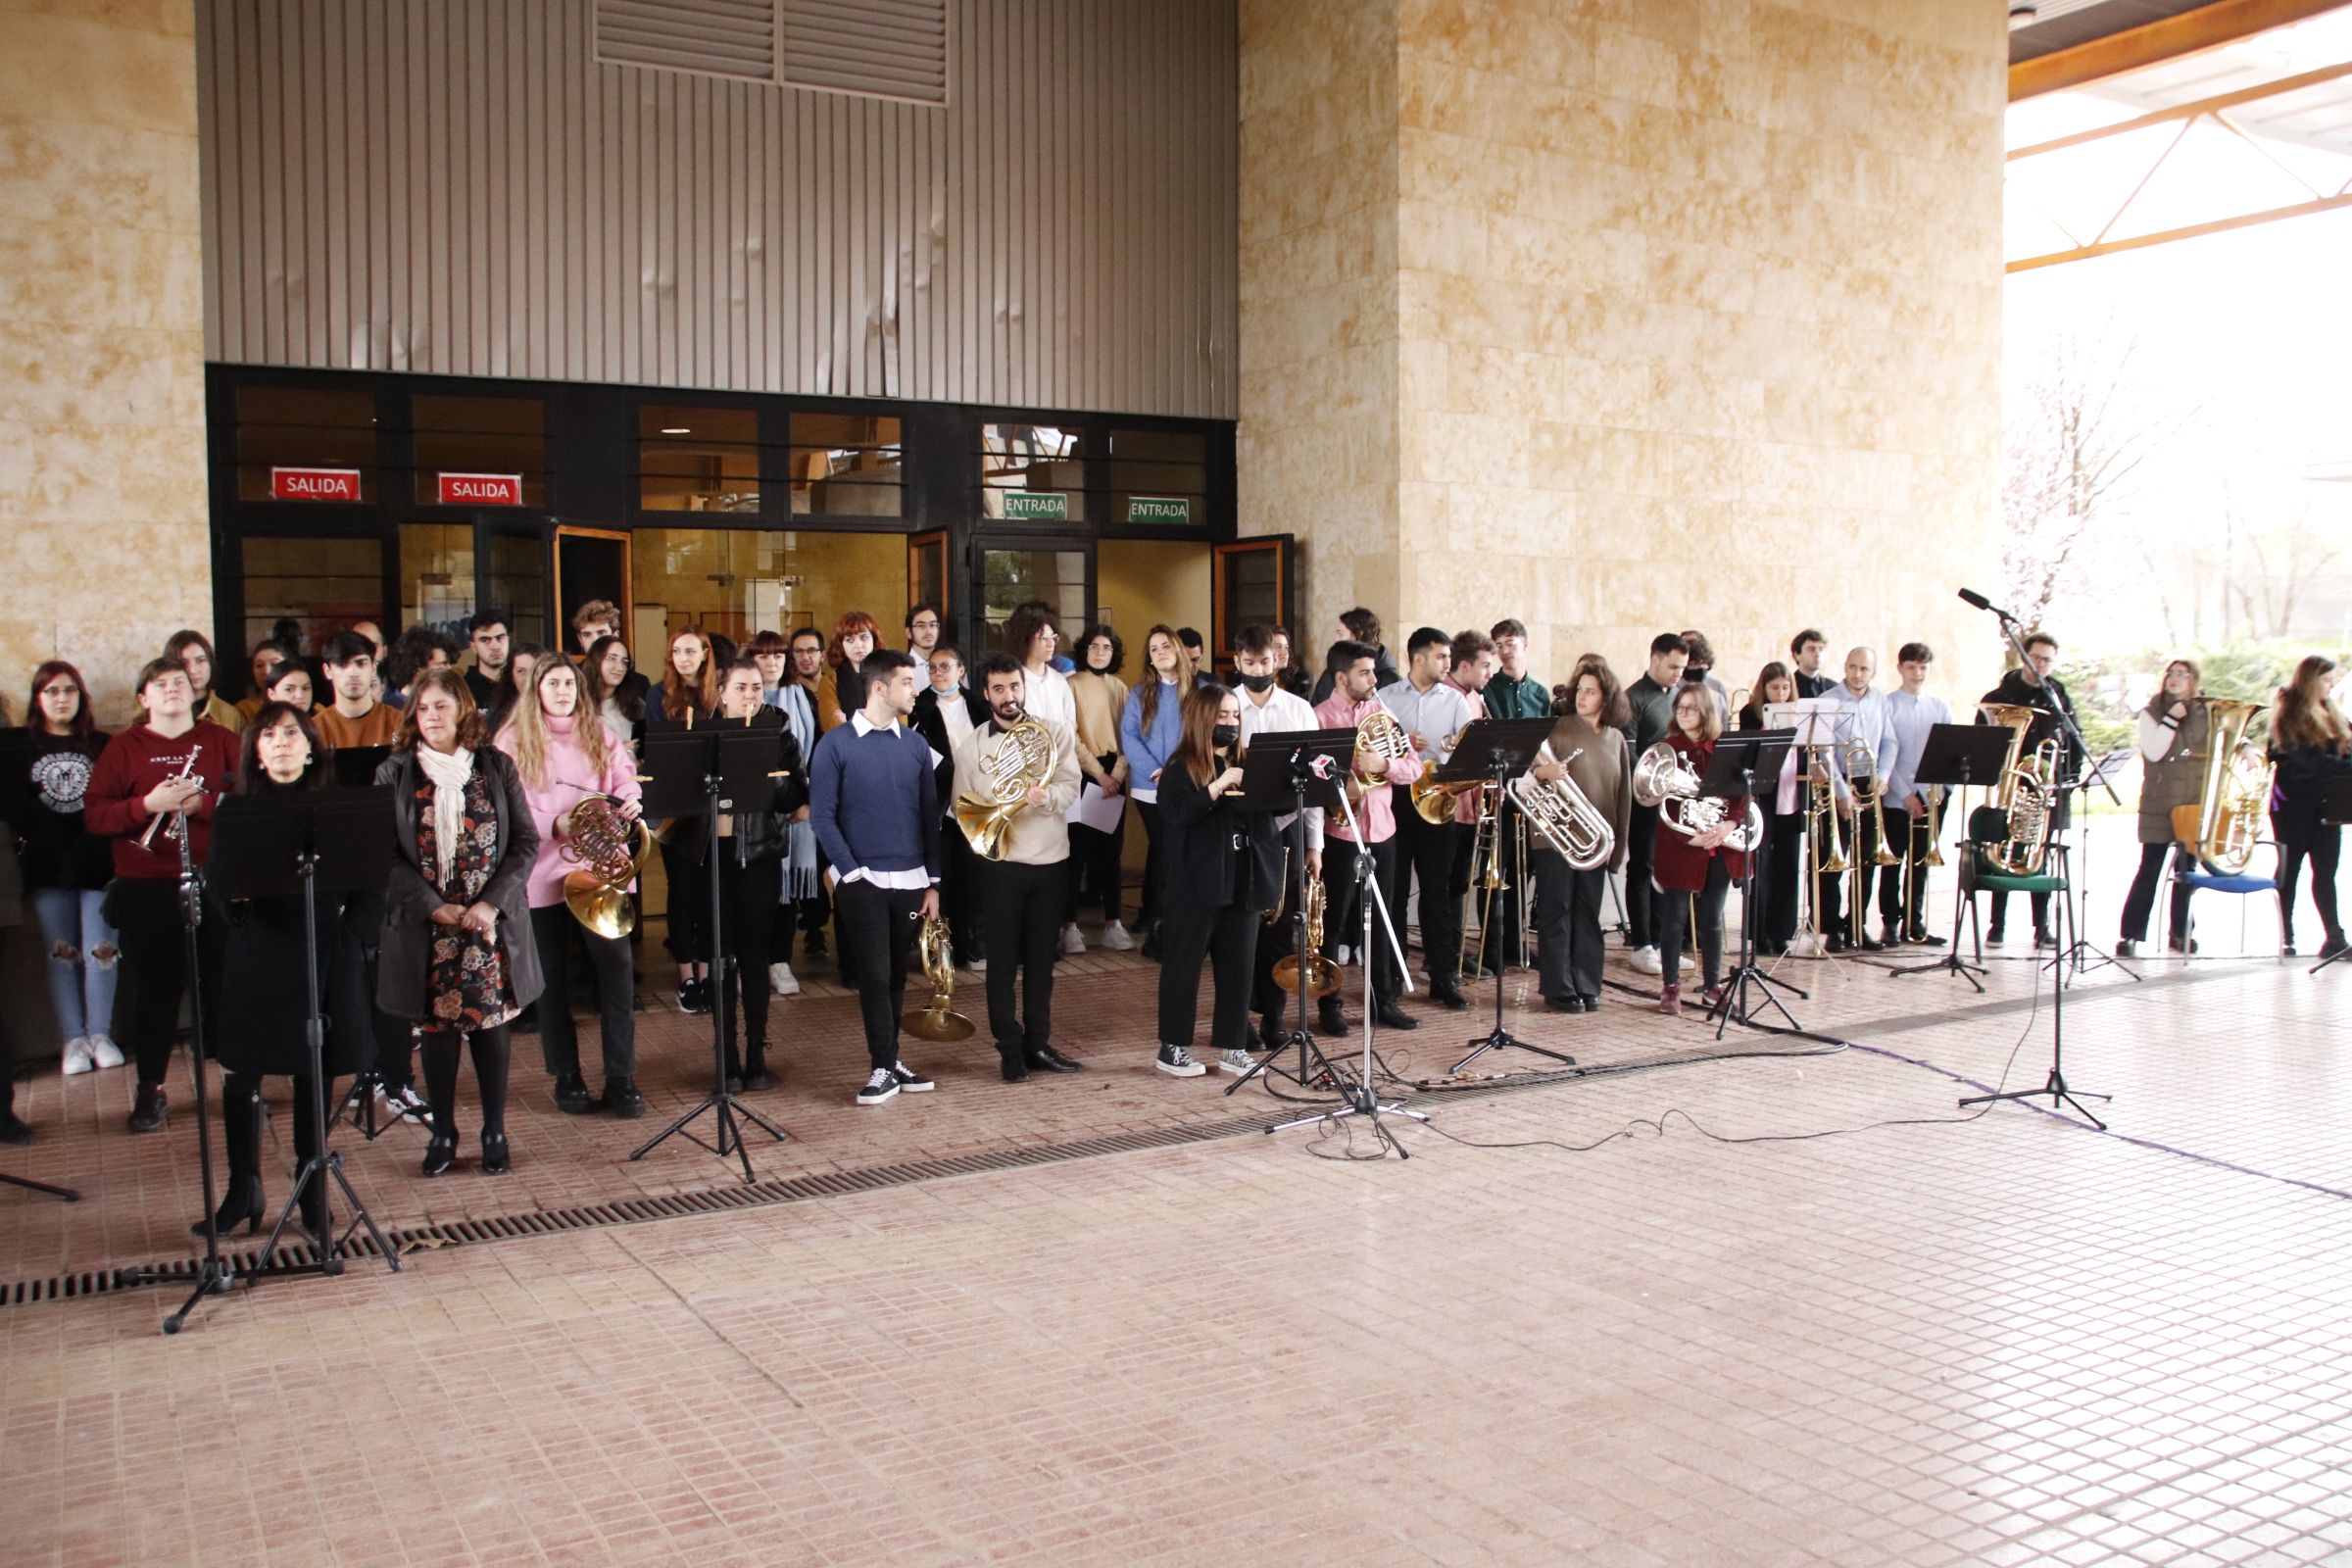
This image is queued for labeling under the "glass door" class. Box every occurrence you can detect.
[473,515,554,645]
[552,524,633,654]
[1212,535,1295,666]
[972,535,1093,659]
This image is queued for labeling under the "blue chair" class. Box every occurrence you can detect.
[2168,839,2283,956]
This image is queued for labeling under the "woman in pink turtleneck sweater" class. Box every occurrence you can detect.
[495,658,647,1118]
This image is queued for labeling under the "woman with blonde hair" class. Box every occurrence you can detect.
[2269,655,2352,959]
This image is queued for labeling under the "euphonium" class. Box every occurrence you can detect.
[900,914,975,1042]
[1633,741,1763,852]
[954,716,1056,860]
[1979,703,2054,876]
[2172,698,2271,874]
[1352,707,1413,789]
[1271,877,1342,998]
[1507,743,1615,871]
[561,794,656,938]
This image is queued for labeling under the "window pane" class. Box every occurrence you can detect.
[400,522,475,635]
[979,422,1084,522]
[641,405,761,513]
[414,395,547,506]
[981,549,1086,651]
[631,528,907,651]
[1221,545,1281,633]
[242,535,383,656]
[1110,428,1206,525]
[484,531,548,642]
[235,385,377,502]
[790,412,903,517]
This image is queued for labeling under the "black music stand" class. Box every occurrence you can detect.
[1697,731,1804,1038]
[629,721,791,1181]
[2309,777,2352,975]
[0,729,76,1200]
[209,789,402,1289]
[152,787,227,1333]
[1440,717,1568,1074]
[321,746,412,1141]
[1892,723,2016,992]
[1223,728,1355,1096]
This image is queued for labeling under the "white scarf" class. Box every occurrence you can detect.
[416,744,476,888]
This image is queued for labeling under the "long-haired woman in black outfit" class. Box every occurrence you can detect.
[2270,655,2352,959]
[195,703,377,1237]
[374,668,543,1176]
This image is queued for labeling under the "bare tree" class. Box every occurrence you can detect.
[2002,335,2177,636]
[2230,500,2337,639]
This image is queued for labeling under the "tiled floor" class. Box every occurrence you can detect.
[6,833,2352,1565]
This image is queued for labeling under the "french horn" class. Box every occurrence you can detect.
[562,794,655,939]
[955,717,1056,860]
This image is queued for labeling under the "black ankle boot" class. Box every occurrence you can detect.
[192,1173,266,1239]
[422,1127,457,1177]
[478,1131,511,1175]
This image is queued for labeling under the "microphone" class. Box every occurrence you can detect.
[1957,587,1993,611]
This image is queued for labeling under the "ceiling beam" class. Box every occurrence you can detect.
[2010,0,2351,102]
[2008,56,2352,157]
[2005,189,2352,269]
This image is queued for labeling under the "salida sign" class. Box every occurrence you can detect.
[437,472,524,506]
[270,466,362,502]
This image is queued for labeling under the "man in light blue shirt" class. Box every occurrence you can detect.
[1880,643,1953,945]
[1818,647,1897,951]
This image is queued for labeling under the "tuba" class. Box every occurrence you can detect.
[1634,741,1763,852]
[1352,707,1413,789]
[955,717,1056,860]
[2172,698,2271,874]
[1508,743,1615,870]
[562,795,656,938]
[1979,703,2056,876]
[901,915,975,1041]
[1271,877,1342,998]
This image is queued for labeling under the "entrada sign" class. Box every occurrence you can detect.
[1125,496,1192,523]
[1002,491,1069,521]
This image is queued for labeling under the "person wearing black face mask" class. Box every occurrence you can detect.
[1151,683,1282,1078]
[1231,623,1322,1048]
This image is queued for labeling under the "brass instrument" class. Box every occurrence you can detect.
[1272,877,1342,998]
[1633,741,1763,852]
[1842,739,1900,870]
[1458,780,1511,976]
[954,716,1056,859]
[1352,707,1413,790]
[900,914,975,1042]
[560,795,656,938]
[1979,703,2056,876]
[136,745,204,851]
[1408,723,1476,823]
[1507,743,1615,871]
[2171,698,2271,874]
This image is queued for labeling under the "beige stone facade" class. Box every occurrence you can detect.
[0,0,209,723]
[1242,0,2010,703]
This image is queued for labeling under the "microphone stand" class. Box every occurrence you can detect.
[158,809,233,1334]
[1267,775,1429,1157]
[1956,593,2114,1129]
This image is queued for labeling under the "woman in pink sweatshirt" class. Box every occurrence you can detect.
[495,658,646,1118]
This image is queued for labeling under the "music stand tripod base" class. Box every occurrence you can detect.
[1960,1071,2110,1131]
[1439,722,1577,1076]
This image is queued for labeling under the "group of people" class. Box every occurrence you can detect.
[5,599,2348,1210]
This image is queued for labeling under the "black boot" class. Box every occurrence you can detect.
[195,1076,267,1236]
[1316,996,1347,1037]
[191,1173,266,1239]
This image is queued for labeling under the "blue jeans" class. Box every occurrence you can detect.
[31,886,117,1042]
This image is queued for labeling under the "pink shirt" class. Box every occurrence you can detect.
[1315,692,1425,845]
[496,717,645,909]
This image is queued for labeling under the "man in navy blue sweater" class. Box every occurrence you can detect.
[810,648,945,1105]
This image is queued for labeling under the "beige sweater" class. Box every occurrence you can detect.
[952,715,1083,866]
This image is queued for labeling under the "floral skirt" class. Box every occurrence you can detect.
[425,922,517,1032]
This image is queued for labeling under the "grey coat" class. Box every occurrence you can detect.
[372,747,545,1022]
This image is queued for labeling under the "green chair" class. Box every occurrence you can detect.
[1954,805,2069,966]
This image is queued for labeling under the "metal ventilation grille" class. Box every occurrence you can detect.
[782,0,949,106]
[595,0,778,82]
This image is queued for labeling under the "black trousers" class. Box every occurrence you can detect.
[2275,813,2343,944]
[979,858,1059,1057]
[1155,897,1259,1054]
[938,820,986,962]
[2119,841,2193,945]
[419,1024,512,1139]
[835,878,922,1070]
[1322,835,1402,1006]
[1474,814,1530,971]
[220,1069,322,1182]
[369,978,415,1092]
[1656,860,1732,990]
[111,875,221,1088]
[1395,794,1463,986]
[528,906,635,1083]
[660,836,710,965]
[1445,818,1479,973]
[1625,804,1660,948]
[1879,808,1936,937]
[1532,850,1609,1003]
[1067,757,1126,923]
[1817,805,1887,942]
[1134,800,1165,930]
[716,854,780,1054]
[1756,808,1802,949]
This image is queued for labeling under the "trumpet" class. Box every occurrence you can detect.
[901,914,976,1042]
[137,746,205,851]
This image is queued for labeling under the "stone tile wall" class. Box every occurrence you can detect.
[0,0,209,723]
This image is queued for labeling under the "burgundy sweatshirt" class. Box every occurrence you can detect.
[84,720,239,880]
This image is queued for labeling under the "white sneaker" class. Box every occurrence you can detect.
[379,1084,431,1123]
[965,956,987,973]
[1154,1043,1205,1078]
[1334,944,1352,966]
[768,961,801,997]
[1628,946,1663,976]
[61,1037,94,1076]
[856,1067,900,1106]
[87,1035,124,1069]
[1059,923,1087,956]
[1102,920,1135,952]
[1217,1048,1255,1076]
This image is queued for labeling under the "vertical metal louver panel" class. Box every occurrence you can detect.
[782,0,948,105]
[595,0,776,81]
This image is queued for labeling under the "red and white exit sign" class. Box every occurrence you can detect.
[438,472,523,506]
[270,466,362,502]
